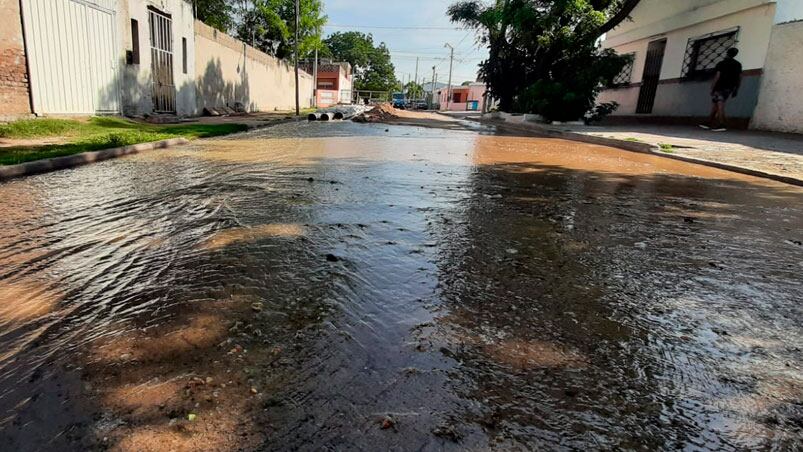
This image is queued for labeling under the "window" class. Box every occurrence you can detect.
[610,53,635,87]
[182,38,188,74]
[130,19,140,65]
[682,29,738,79]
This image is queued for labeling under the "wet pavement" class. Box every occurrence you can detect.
[0,120,801,451]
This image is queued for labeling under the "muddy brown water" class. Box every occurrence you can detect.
[0,121,801,451]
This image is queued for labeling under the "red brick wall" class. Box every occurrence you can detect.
[0,0,31,118]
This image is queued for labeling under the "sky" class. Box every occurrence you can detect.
[321,0,488,88]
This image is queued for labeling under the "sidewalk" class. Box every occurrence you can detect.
[475,118,803,186]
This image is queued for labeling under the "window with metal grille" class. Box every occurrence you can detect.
[610,53,635,87]
[682,30,738,79]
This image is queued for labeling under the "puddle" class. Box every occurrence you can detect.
[0,121,801,450]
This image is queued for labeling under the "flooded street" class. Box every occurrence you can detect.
[0,120,801,451]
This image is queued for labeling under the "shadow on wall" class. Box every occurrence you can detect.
[195,58,252,113]
[83,64,198,118]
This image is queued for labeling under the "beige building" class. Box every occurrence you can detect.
[598,0,803,133]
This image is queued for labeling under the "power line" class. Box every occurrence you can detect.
[325,24,461,30]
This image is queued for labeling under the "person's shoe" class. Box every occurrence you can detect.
[698,124,711,130]
[711,127,727,132]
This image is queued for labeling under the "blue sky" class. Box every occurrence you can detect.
[322,0,488,87]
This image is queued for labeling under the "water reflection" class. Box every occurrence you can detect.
[0,121,800,450]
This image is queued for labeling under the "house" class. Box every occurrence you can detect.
[436,82,488,112]
[10,0,197,118]
[0,0,314,120]
[300,60,353,108]
[598,0,803,133]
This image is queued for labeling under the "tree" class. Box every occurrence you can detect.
[448,0,640,121]
[193,0,235,32]
[405,81,424,99]
[324,32,398,92]
[236,0,326,59]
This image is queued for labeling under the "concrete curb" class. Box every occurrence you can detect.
[0,138,189,182]
[477,119,803,187]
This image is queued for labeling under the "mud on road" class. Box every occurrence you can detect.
[0,120,801,451]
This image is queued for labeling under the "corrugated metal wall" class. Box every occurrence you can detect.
[20,0,120,115]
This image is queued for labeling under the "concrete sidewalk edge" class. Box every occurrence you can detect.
[477,119,803,187]
[0,138,190,182]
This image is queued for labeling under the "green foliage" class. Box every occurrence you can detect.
[0,118,247,165]
[236,0,326,59]
[448,0,638,121]
[404,81,425,99]
[0,118,80,138]
[584,101,620,124]
[324,32,398,92]
[193,0,235,32]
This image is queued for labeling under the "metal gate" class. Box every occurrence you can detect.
[20,0,120,115]
[636,39,667,114]
[148,8,176,113]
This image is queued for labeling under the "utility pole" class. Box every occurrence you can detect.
[313,47,318,107]
[429,65,436,110]
[294,0,300,116]
[414,57,419,97]
[444,43,454,111]
[434,72,438,110]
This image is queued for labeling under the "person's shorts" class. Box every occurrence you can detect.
[712,89,734,103]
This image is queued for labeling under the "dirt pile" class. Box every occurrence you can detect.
[352,103,398,123]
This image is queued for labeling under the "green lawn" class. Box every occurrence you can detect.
[0,117,249,166]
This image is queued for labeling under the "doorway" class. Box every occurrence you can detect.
[149,7,176,113]
[636,39,667,114]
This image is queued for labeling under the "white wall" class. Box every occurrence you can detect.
[195,21,313,112]
[599,3,776,119]
[607,0,776,46]
[606,3,776,79]
[751,20,803,133]
[119,0,197,117]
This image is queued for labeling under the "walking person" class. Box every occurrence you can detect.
[700,48,742,132]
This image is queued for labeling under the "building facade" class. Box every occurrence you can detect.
[437,83,488,112]
[10,0,197,118]
[300,60,353,108]
[598,0,803,132]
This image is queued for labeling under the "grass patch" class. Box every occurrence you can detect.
[623,137,642,142]
[0,117,248,165]
[659,143,675,153]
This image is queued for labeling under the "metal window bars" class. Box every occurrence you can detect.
[611,53,636,87]
[682,29,739,79]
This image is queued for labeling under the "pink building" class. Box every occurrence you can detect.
[437,83,488,112]
[301,61,353,108]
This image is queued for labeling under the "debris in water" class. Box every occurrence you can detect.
[634,242,648,249]
[326,254,340,262]
[432,422,461,442]
[380,416,396,430]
